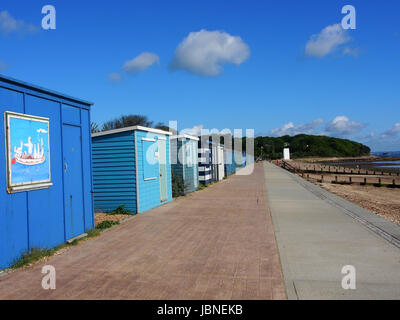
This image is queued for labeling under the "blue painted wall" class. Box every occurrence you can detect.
[171,137,199,194]
[0,75,94,269]
[92,131,137,213]
[224,150,247,176]
[224,149,236,176]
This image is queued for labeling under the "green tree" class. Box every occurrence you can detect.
[102,114,162,132]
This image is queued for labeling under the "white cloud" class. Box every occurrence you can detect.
[358,127,400,152]
[123,52,160,74]
[0,10,39,35]
[324,116,365,137]
[108,72,122,83]
[37,129,47,134]
[269,119,323,137]
[181,125,203,136]
[381,123,400,139]
[358,131,376,141]
[170,29,250,76]
[343,47,360,57]
[305,24,351,58]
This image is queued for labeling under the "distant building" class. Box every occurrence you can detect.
[283,148,290,160]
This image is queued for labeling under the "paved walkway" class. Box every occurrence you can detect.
[264,162,400,300]
[0,163,285,300]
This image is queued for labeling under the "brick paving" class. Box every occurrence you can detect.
[0,163,285,300]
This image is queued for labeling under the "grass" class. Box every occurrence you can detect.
[198,177,227,191]
[198,183,208,190]
[87,228,102,238]
[11,246,64,270]
[9,218,121,270]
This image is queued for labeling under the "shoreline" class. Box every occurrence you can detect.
[292,156,400,173]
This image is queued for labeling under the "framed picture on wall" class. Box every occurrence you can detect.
[5,111,52,193]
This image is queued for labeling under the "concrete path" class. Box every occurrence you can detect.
[0,163,285,300]
[264,162,400,300]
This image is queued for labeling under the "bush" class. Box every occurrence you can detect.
[108,205,132,215]
[96,220,119,230]
[198,183,207,190]
[172,172,185,197]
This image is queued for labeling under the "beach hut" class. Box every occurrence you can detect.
[224,148,247,176]
[198,139,214,185]
[224,148,236,176]
[214,144,225,181]
[171,134,199,194]
[92,126,172,214]
[198,140,225,184]
[0,74,94,269]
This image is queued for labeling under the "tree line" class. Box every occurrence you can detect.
[91,114,169,133]
[252,134,371,159]
[91,115,371,159]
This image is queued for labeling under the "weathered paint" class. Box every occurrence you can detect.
[92,127,172,214]
[0,74,94,269]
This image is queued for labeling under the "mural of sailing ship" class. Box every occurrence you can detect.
[13,137,45,166]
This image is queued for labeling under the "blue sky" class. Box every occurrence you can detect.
[1,0,399,151]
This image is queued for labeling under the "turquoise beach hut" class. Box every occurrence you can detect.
[92,126,172,214]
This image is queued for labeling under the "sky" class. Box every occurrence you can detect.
[0,0,399,152]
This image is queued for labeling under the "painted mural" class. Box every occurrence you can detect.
[6,112,51,188]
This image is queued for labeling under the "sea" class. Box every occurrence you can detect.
[372,151,400,157]
[371,151,400,169]
[323,151,400,172]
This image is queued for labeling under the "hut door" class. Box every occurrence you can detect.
[191,141,198,188]
[218,146,225,180]
[158,138,168,202]
[62,124,85,240]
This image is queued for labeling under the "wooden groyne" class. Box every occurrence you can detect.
[278,160,400,188]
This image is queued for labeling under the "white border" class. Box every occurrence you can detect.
[134,130,140,213]
[142,138,156,142]
[158,139,168,202]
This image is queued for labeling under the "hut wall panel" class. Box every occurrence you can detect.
[92,131,137,213]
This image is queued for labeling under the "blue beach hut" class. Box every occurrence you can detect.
[224,148,236,176]
[171,134,199,194]
[224,149,247,176]
[92,126,172,214]
[0,74,94,269]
